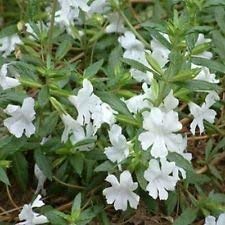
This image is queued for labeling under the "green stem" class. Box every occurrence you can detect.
[119,10,151,49]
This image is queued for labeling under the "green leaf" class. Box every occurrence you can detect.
[71,193,81,218]
[94,161,114,172]
[56,37,72,60]
[96,91,133,116]
[174,208,198,225]
[146,52,164,75]
[212,31,225,59]
[204,0,225,7]
[165,192,178,215]
[192,57,225,73]
[170,68,200,82]
[84,59,104,78]
[38,85,49,108]
[135,166,147,190]
[0,167,10,185]
[34,148,52,180]
[70,154,84,176]
[45,209,68,225]
[12,153,28,190]
[122,58,149,73]
[39,111,59,137]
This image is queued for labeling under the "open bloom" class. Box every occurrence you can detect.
[204,213,225,225]
[104,124,129,164]
[138,107,183,158]
[144,158,185,200]
[0,63,20,90]
[189,91,219,135]
[34,164,46,196]
[16,195,48,225]
[0,34,22,57]
[69,79,116,133]
[88,0,108,15]
[103,170,140,211]
[4,97,36,138]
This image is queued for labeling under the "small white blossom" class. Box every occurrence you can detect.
[144,158,184,200]
[105,13,126,33]
[189,91,219,135]
[4,97,36,138]
[34,164,46,196]
[16,195,48,225]
[104,124,129,164]
[138,107,183,158]
[0,63,20,90]
[103,170,140,211]
[204,213,225,225]
[0,34,22,57]
[192,64,219,83]
[69,79,116,132]
[150,33,170,67]
[55,0,89,29]
[118,31,147,64]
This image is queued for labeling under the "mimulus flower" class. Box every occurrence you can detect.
[4,97,36,138]
[204,213,225,225]
[103,170,140,211]
[16,195,48,225]
[0,63,20,90]
[34,164,47,195]
[138,107,183,158]
[118,31,147,64]
[0,34,22,57]
[144,158,183,200]
[89,0,108,15]
[189,91,219,135]
[69,79,116,132]
[104,124,129,164]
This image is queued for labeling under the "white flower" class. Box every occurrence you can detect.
[4,97,36,138]
[104,124,129,164]
[105,13,126,33]
[0,34,22,57]
[118,31,147,64]
[144,158,184,200]
[69,79,116,132]
[0,63,20,90]
[61,113,95,150]
[194,33,212,59]
[189,91,219,135]
[124,83,154,114]
[204,213,225,225]
[34,164,46,196]
[150,33,170,67]
[138,107,183,158]
[69,79,101,125]
[55,0,89,28]
[192,64,219,83]
[103,170,140,211]
[160,90,179,112]
[16,195,48,225]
